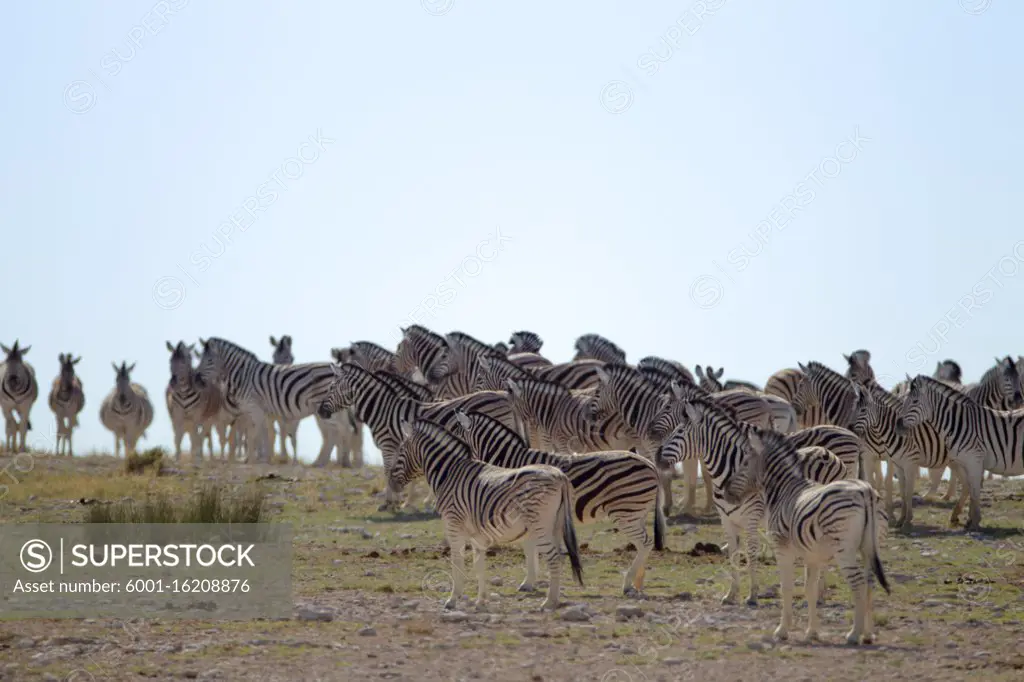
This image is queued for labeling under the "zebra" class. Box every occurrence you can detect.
[316,363,528,511]
[765,368,823,429]
[509,331,543,354]
[268,335,301,462]
[573,333,626,364]
[193,337,339,463]
[505,375,636,457]
[695,365,725,392]
[492,341,510,355]
[655,399,850,608]
[1,341,37,453]
[725,427,889,645]
[48,353,84,456]
[395,325,452,384]
[849,381,967,530]
[433,331,505,399]
[896,374,1024,531]
[165,341,229,461]
[475,354,604,393]
[637,356,695,386]
[452,410,664,597]
[389,418,583,610]
[99,362,154,458]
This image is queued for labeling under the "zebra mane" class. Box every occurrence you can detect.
[508,374,573,397]
[914,374,976,406]
[600,362,644,383]
[206,337,259,363]
[352,341,396,357]
[404,325,447,347]
[976,355,1018,388]
[407,418,474,459]
[447,331,499,356]
[575,333,625,358]
[373,370,431,401]
[801,360,846,382]
[463,411,528,449]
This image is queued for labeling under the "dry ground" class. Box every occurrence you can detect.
[1,452,1023,681]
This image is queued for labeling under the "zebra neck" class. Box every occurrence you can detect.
[421,447,481,492]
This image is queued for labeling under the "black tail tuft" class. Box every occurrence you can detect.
[873,553,890,595]
[653,485,666,551]
[559,482,584,586]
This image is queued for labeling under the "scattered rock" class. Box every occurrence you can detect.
[490,576,503,586]
[688,542,723,557]
[560,606,591,622]
[295,606,336,622]
[747,641,766,651]
[440,611,470,623]
[358,627,377,636]
[662,658,686,666]
[400,600,420,611]
[616,605,644,621]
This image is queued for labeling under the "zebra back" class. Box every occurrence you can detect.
[637,356,695,386]
[395,325,451,383]
[793,361,861,429]
[374,370,434,402]
[573,333,626,364]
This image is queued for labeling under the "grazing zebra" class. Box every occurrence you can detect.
[389,418,583,610]
[395,325,452,384]
[316,363,528,510]
[165,341,229,461]
[849,381,967,530]
[453,411,664,597]
[509,331,543,354]
[48,353,84,456]
[725,428,889,645]
[268,335,301,462]
[637,356,695,386]
[896,374,1024,531]
[1,341,38,453]
[193,337,339,463]
[99,362,154,458]
[573,333,626,364]
[655,399,849,608]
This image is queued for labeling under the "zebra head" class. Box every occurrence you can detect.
[317,363,361,419]
[111,361,136,400]
[894,375,928,435]
[395,326,451,384]
[331,346,352,365]
[588,363,652,425]
[509,331,543,354]
[637,356,695,386]
[995,355,1023,408]
[933,359,963,385]
[193,338,224,389]
[270,335,294,365]
[166,341,194,389]
[655,398,714,470]
[57,352,81,393]
[737,427,792,503]
[390,418,449,494]
[843,350,875,386]
[695,365,724,392]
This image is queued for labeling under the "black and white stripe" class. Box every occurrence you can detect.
[509,330,544,354]
[453,411,663,596]
[0,340,38,453]
[47,353,84,457]
[389,418,584,610]
[395,325,451,384]
[99,361,154,458]
[165,341,229,461]
[573,333,626,364]
[725,427,889,645]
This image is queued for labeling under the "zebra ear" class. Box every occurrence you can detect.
[714,367,724,379]
[797,362,808,373]
[670,381,685,401]
[694,365,704,380]
[166,341,175,353]
[73,356,82,364]
[455,411,471,430]
[683,401,701,424]
[112,362,119,373]
[270,336,277,347]
[19,345,30,355]
[128,363,136,373]
[199,338,207,347]
[843,353,852,364]
[58,353,66,364]
[399,420,415,441]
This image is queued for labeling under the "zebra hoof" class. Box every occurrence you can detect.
[745,597,758,607]
[517,582,537,593]
[720,594,737,606]
[623,587,644,599]
[845,631,861,646]
[805,629,820,642]
[773,626,788,641]
[443,598,458,610]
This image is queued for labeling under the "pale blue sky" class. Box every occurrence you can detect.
[1,0,1020,465]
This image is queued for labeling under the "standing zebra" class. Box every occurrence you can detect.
[725,428,889,645]
[655,399,850,608]
[0,340,38,453]
[896,374,1024,531]
[165,341,229,461]
[99,362,154,458]
[48,353,84,456]
[765,368,822,429]
[269,335,300,462]
[637,356,695,386]
[573,333,627,364]
[389,418,583,610]
[316,363,528,511]
[395,325,452,385]
[453,411,663,597]
[193,337,339,463]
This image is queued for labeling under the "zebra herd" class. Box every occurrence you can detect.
[3,329,1023,644]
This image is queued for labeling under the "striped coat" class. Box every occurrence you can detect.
[1,340,38,453]
[47,353,84,456]
[99,362,154,458]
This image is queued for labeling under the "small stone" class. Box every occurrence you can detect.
[440,611,470,623]
[489,576,503,586]
[400,600,419,611]
[747,641,766,651]
[400,533,414,539]
[363,570,376,577]
[296,606,335,622]
[616,605,644,621]
[560,606,591,622]
[358,627,377,636]
[662,658,685,666]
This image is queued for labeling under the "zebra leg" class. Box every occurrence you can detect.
[961,456,985,531]
[941,466,957,500]
[681,459,698,515]
[445,532,467,610]
[518,536,538,592]
[949,462,970,527]
[350,422,364,468]
[172,423,185,461]
[190,426,203,463]
[613,512,651,596]
[923,466,942,498]
[721,518,743,605]
[839,550,868,645]
[743,515,760,606]
[536,535,563,610]
[897,462,914,531]
[884,457,895,523]
[804,562,822,641]
[472,543,488,609]
[774,550,796,641]
[659,467,674,516]
[66,418,75,457]
[702,464,714,514]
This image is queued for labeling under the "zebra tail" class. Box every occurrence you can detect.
[864,488,891,595]
[653,483,666,551]
[27,419,32,431]
[558,479,584,586]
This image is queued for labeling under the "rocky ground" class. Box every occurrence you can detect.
[1,453,1023,681]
